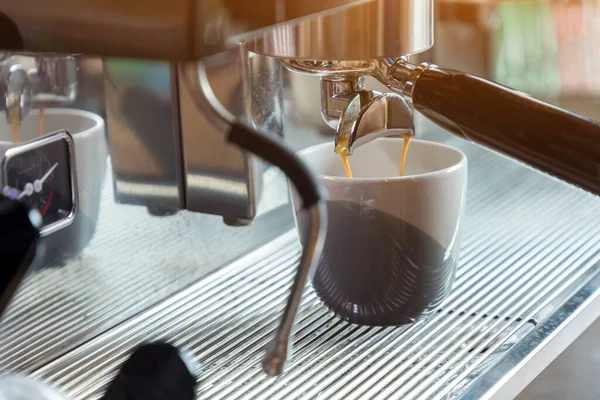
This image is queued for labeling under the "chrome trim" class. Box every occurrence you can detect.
[241,0,434,60]
[458,271,600,400]
[3,55,77,125]
[335,91,414,153]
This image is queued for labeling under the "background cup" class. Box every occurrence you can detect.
[0,108,108,266]
[292,138,468,326]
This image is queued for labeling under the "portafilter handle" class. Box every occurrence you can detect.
[380,60,600,196]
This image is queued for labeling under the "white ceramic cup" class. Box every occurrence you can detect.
[293,138,468,326]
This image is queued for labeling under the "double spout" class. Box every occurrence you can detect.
[333,88,415,155]
[3,54,77,127]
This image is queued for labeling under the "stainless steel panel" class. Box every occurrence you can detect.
[179,48,284,222]
[242,0,434,60]
[103,59,185,214]
[0,0,431,60]
[21,127,600,399]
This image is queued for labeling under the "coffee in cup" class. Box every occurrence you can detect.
[293,138,468,326]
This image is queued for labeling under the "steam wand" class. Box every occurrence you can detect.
[180,62,327,376]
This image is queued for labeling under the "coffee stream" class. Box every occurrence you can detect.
[335,135,354,178]
[335,133,412,178]
[9,114,20,144]
[399,133,412,176]
[9,108,45,143]
[38,108,45,137]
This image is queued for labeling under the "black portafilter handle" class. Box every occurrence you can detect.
[406,64,600,196]
[0,194,40,318]
[101,342,197,400]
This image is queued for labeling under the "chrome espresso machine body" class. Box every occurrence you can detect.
[1,1,600,399]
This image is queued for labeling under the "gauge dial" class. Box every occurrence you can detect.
[2,132,76,233]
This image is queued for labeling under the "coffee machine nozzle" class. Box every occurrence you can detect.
[2,54,77,126]
[334,92,414,154]
[288,57,600,195]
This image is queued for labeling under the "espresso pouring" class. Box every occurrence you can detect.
[335,133,413,178]
[10,108,45,143]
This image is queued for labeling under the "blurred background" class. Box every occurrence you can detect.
[428,0,600,120]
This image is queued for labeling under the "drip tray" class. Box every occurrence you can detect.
[33,227,600,399]
[25,133,600,399]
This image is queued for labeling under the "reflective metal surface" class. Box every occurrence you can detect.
[242,0,434,60]
[4,64,31,123]
[181,47,324,374]
[1,0,600,398]
[262,200,326,377]
[335,92,414,152]
[179,48,284,223]
[30,56,77,106]
[320,77,366,129]
[0,0,431,60]
[2,54,77,124]
[462,272,600,400]
[21,127,600,398]
[103,59,185,214]
[0,158,293,374]
[105,48,284,222]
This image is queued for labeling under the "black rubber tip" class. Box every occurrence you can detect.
[101,342,197,400]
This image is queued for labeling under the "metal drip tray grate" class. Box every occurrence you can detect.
[35,223,600,400]
[26,135,600,399]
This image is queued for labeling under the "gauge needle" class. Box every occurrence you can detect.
[40,163,58,184]
[33,162,58,193]
[14,163,59,199]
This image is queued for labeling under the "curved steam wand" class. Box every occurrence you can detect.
[181,63,327,377]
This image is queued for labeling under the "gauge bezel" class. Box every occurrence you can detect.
[1,130,78,236]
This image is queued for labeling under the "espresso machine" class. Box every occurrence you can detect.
[1,1,600,399]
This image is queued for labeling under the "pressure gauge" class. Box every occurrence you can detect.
[1,130,77,236]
